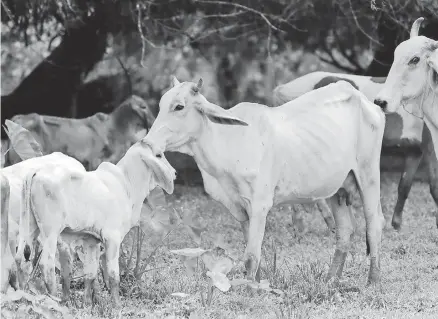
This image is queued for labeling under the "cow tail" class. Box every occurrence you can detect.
[17,170,37,263]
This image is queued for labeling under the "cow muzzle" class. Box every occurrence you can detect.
[374,98,388,111]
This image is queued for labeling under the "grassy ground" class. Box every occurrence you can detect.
[2,172,438,319]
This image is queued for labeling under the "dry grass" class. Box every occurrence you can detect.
[2,172,438,319]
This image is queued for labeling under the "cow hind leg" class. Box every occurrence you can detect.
[392,154,422,230]
[326,191,354,282]
[315,200,336,233]
[355,169,385,285]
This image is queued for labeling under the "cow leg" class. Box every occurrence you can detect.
[57,239,72,302]
[392,153,422,230]
[326,193,354,281]
[243,199,272,282]
[357,171,385,285]
[100,249,110,291]
[82,238,100,306]
[39,235,59,295]
[315,200,336,233]
[103,235,122,306]
[422,126,438,228]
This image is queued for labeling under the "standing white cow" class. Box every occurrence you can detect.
[15,141,176,306]
[143,77,386,284]
[374,17,438,227]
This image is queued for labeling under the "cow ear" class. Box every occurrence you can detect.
[196,103,249,126]
[143,153,176,195]
[427,48,438,74]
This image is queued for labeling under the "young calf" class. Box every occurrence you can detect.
[16,141,176,305]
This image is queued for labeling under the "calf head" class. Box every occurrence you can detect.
[143,76,248,155]
[139,142,176,195]
[374,17,438,118]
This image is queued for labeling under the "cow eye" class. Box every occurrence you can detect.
[174,104,185,111]
[409,56,420,65]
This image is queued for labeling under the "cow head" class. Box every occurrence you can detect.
[143,76,248,155]
[114,95,156,139]
[374,17,438,118]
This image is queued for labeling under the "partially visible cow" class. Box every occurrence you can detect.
[15,141,176,306]
[374,17,438,228]
[1,173,17,293]
[4,95,155,171]
[274,71,430,230]
[144,77,386,285]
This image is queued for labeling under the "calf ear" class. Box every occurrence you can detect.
[143,154,176,194]
[196,103,249,126]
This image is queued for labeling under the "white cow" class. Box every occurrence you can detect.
[143,77,386,284]
[374,17,438,227]
[274,71,428,230]
[15,141,176,306]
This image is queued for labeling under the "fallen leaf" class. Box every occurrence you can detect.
[230,278,252,287]
[183,257,198,276]
[169,247,208,258]
[201,251,233,275]
[170,292,190,298]
[206,271,231,292]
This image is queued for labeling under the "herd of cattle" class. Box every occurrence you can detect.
[1,17,437,307]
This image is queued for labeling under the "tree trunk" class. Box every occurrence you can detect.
[366,13,438,77]
[1,12,108,138]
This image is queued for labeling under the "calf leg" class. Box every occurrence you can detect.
[326,193,354,281]
[39,235,59,295]
[57,239,72,302]
[243,199,272,281]
[103,235,122,306]
[392,154,422,230]
[82,238,100,306]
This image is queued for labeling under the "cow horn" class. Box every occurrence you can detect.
[192,78,203,93]
[410,17,424,38]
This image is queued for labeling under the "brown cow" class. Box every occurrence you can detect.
[4,95,155,171]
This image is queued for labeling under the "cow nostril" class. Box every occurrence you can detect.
[374,99,388,110]
[156,153,162,158]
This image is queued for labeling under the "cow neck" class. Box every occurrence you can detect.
[116,147,153,225]
[189,115,233,177]
[421,86,438,160]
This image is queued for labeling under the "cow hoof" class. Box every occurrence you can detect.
[391,219,402,231]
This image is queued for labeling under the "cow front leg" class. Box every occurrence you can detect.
[326,193,354,282]
[392,153,422,230]
[243,199,272,282]
[103,236,122,307]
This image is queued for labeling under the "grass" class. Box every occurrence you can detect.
[2,172,438,319]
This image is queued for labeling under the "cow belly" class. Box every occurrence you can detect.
[273,163,351,205]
